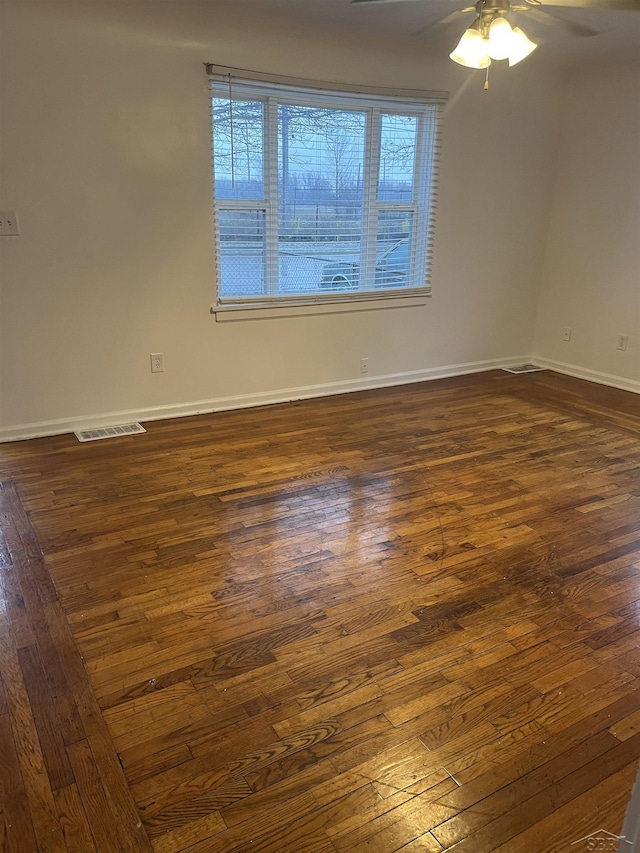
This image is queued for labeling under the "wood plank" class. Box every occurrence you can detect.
[66,738,141,853]
[492,760,636,852]
[17,644,75,791]
[1,371,640,851]
[53,784,97,853]
[0,481,153,852]
[432,730,640,852]
[0,713,39,852]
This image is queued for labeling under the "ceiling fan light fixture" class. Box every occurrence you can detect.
[449,26,491,69]
[507,26,537,65]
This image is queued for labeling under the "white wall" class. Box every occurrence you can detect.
[0,0,563,438]
[533,58,640,391]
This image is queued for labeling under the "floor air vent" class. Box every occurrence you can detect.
[75,423,146,442]
[502,364,547,375]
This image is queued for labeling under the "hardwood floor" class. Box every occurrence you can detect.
[1,369,640,852]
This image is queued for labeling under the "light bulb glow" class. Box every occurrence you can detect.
[449,28,491,69]
[508,26,537,65]
[488,17,513,61]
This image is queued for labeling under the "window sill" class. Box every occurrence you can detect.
[212,293,430,322]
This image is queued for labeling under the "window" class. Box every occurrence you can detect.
[208,68,444,308]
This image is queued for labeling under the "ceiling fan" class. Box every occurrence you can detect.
[351,0,639,71]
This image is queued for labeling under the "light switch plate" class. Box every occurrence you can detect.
[0,211,19,235]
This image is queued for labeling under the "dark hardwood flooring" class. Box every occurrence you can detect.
[1,369,640,852]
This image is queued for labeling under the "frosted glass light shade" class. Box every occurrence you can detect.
[488,17,513,61]
[508,27,537,65]
[449,28,491,69]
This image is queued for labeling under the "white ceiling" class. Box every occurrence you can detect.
[244,0,640,67]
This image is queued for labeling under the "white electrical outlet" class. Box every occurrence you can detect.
[360,358,369,375]
[562,327,571,342]
[0,210,19,236]
[617,334,629,352]
[150,353,164,373]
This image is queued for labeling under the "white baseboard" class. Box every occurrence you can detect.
[532,356,640,395]
[0,356,528,443]
[3,355,637,444]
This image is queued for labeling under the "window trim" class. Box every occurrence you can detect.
[205,64,447,103]
[207,65,446,310]
[212,294,430,323]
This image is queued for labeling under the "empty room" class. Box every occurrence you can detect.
[0,0,639,850]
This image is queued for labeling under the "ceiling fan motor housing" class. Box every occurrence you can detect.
[474,0,514,34]
[476,0,513,12]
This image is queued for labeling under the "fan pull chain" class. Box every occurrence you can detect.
[228,73,235,189]
[484,65,490,90]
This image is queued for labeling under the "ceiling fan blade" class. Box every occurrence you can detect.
[412,8,475,37]
[431,7,476,25]
[351,0,426,5]
[525,6,601,34]
[529,0,640,9]
[420,7,475,27]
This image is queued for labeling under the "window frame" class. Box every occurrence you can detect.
[207,66,446,312]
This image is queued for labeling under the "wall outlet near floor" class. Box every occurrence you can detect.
[0,210,19,235]
[616,334,629,352]
[150,353,164,373]
[360,357,369,375]
[562,327,571,342]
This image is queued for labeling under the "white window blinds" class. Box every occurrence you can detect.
[208,67,445,306]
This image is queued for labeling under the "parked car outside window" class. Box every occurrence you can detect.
[319,239,410,291]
